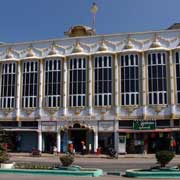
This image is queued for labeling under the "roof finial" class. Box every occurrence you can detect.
[90,2,98,30]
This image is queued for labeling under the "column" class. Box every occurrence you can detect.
[114,54,119,114]
[114,120,119,152]
[141,52,147,118]
[88,55,93,115]
[39,59,43,116]
[63,58,68,115]
[57,131,61,153]
[38,131,42,152]
[94,130,98,153]
[16,61,21,120]
[169,50,175,116]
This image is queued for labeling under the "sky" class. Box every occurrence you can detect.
[0,0,180,43]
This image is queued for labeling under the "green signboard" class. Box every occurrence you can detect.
[133,120,156,130]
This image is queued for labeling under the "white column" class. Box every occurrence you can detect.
[63,58,67,115]
[141,52,147,117]
[169,50,175,115]
[88,55,93,115]
[114,54,119,114]
[94,130,98,153]
[39,59,43,116]
[16,61,21,120]
[38,131,42,152]
[169,50,175,104]
[57,131,61,153]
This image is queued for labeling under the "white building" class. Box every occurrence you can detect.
[1,24,180,154]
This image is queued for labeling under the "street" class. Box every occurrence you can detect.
[0,153,178,180]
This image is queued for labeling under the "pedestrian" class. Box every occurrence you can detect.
[53,145,57,155]
[81,141,86,155]
[170,137,176,152]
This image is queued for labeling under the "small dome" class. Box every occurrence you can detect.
[150,33,161,48]
[98,41,108,51]
[48,46,57,55]
[124,35,133,49]
[150,41,161,48]
[65,25,96,37]
[5,48,14,59]
[72,42,83,53]
[26,46,35,57]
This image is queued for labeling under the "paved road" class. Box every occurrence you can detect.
[0,155,179,180]
[10,155,179,172]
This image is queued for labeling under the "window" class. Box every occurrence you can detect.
[45,59,61,107]
[147,52,167,105]
[0,63,16,108]
[120,54,139,105]
[69,57,86,107]
[175,52,180,104]
[94,56,112,106]
[22,61,39,108]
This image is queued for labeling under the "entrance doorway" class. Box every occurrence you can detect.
[43,132,56,153]
[68,129,87,153]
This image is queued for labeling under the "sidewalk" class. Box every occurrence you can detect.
[9,152,180,159]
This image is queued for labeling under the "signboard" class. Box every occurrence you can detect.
[41,121,57,132]
[98,121,114,132]
[133,120,156,130]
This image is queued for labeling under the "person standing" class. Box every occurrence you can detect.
[81,141,86,155]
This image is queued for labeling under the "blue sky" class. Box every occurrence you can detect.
[0,0,179,43]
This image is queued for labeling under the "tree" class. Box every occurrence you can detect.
[156,150,175,168]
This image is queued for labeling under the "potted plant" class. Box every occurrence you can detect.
[156,150,175,168]
[59,154,74,167]
[0,128,14,169]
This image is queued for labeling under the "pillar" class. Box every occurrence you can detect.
[114,54,119,114]
[38,131,42,152]
[141,52,147,118]
[63,58,68,115]
[94,130,98,153]
[114,120,119,152]
[39,59,43,116]
[88,55,93,115]
[57,131,61,153]
[16,61,21,120]
[169,50,176,115]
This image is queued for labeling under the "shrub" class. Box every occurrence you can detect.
[156,150,175,167]
[0,129,10,163]
[59,155,74,167]
[0,144,9,163]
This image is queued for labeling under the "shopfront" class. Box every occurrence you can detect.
[41,121,57,153]
[119,120,180,154]
[98,121,114,154]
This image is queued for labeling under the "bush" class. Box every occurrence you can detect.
[0,129,10,163]
[156,150,175,167]
[0,144,9,163]
[59,155,74,167]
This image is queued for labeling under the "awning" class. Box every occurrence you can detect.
[4,128,38,132]
[118,128,180,133]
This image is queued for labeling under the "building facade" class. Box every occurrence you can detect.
[0,25,180,154]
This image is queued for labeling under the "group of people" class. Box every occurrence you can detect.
[68,140,87,155]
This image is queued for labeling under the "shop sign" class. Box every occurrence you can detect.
[98,121,114,132]
[41,121,57,132]
[133,120,156,130]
